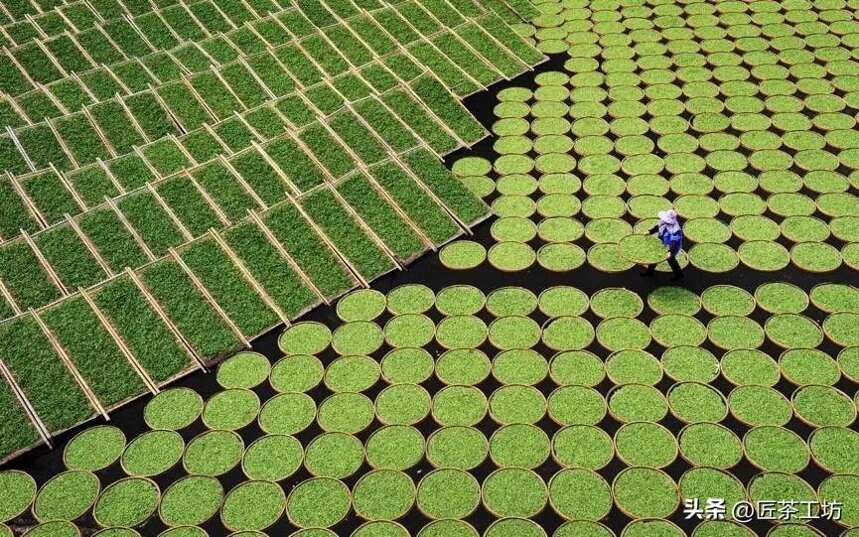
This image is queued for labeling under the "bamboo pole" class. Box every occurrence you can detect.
[79,287,158,394]
[246,209,328,305]
[30,308,108,420]
[169,246,250,347]
[0,359,52,448]
[125,267,207,371]
[210,228,290,325]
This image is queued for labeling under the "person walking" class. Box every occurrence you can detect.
[642,209,684,281]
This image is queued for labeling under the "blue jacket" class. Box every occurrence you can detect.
[659,228,683,254]
[650,224,683,254]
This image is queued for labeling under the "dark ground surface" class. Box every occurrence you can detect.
[6,54,856,537]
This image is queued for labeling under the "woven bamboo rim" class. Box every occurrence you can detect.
[3,470,39,522]
[747,472,818,520]
[778,347,841,387]
[426,426,487,470]
[143,388,204,430]
[93,477,160,528]
[720,348,780,387]
[791,384,857,428]
[415,468,481,520]
[677,422,744,469]
[322,355,381,393]
[278,321,332,355]
[614,421,678,469]
[841,244,859,271]
[490,217,538,243]
[590,287,645,319]
[201,388,260,431]
[241,434,304,482]
[488,423,550,468]
[157,526,206,537]
[435,348,491,386]
[727,385,793,428]
[764,314,824,350]
[650,314,708,348]
[316,392,373,434]
[365,425,426,471]
[22,521,82,537]
[838,347,859,384]
[738,240,791,272]
[606,383,669,424]
[351,471,416,522]
[823,312,859,347]
[487,241,537,272]
[33,470,100,523]
[605,349,663,386]
[595,317,652,352]
[430,385,488,427]
[611,467,680,520]
[586,243,636,273]
[620,519,682,537]
[269,354,324,393]
[808,426,859,474]
[646,287,702,316]
[548,349,605,387]
[691,520,754,537]
[438,240,487,270]
[489,384,548,426]
[416,519,479,537]
[707,316,765,351]
[541,316,596,352]
[62,425,126,471]
[216,351,271,390]
[490,349,549,386]
[700,285,756,317]
[351,520,411,536]
[435,285,486,316]
[484,517,548,537]
[379,347,434,385]
[790,241,843,273]
[256,392,320,434]
[304,432,366,479]
[536,243,587,272]
[182,430,244,476]
[219,480,286,532]
[97,528,142,536]
[550,425,614,470]
[158,475,224,527]
[331,321,386,357]
[765,523,824,537]
[667,381,729,424]
[546,385,607,427]
[688,242,739,272]
[809,283,859,314]
[547,468,612,521]
[678,466,748,511]
[487,316,542,350]
[120,429,184,477]
[660,345,720,383]
[386,283,435,315]
[755,281,809,314]
[335,289,386,322]
[285,477,353,530]
[480,467,548,519]
[537,286,589,317]
[434,315,488,350]
[742,425,810,474]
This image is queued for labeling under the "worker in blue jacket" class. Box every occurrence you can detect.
[642,209,684,281]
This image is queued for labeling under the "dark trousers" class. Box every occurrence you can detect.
[644,250,683,278]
